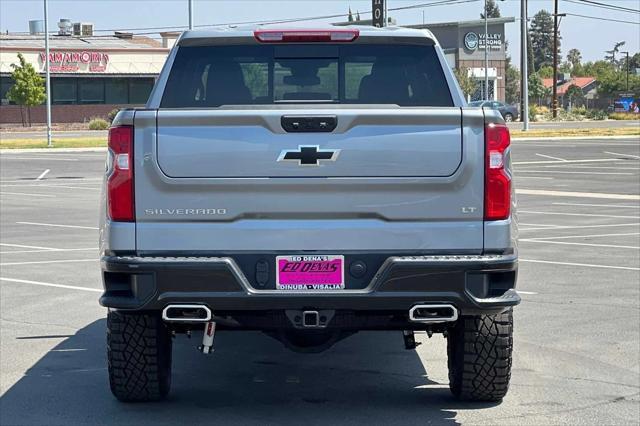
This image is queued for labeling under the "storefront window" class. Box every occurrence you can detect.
[105,78,129,104]
[51,78,78,105]
[78,78,105,104]
[1,77,14,104]
[129,78,155,104]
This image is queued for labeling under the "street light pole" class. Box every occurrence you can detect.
[484,0,489,100]
[521,0,529,130]
[622,51,630,91]
[43,0,52,148]
[188,0,194,30]
[552,0,559,118]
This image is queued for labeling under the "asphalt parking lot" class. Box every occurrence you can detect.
[0,137,639,425]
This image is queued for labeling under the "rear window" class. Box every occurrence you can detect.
[161,44,453,107]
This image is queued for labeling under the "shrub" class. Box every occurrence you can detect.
[586,109,608,120]
[107,108,119,123]
[608,112,639,120]
[572,106,588,116]
[536,105,549,114]
[88,117,109,130]
[528,104,538,122]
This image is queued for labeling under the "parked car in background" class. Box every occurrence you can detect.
[469,100,519,122]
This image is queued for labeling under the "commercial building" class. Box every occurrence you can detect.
[0,19,176,124]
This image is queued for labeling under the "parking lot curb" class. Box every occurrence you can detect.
[512,135,639,141]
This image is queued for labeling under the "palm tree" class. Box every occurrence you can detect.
[566,49,582,70]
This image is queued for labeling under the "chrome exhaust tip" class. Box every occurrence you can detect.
[409,304,458,323]
[162,304,212,323]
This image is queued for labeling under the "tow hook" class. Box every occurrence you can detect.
[403,330,422,350]
[198,321,216,354]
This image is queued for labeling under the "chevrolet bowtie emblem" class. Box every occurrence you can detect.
[277,145,340,166]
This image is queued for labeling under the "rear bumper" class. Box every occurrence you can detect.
[100,254,519,317]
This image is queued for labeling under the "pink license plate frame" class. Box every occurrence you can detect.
[276,255,345,290]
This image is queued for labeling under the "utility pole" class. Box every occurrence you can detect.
[484,0,489,100]
[552,0,559,118]
[384,0,388,27]
[43,0,52,148]
[622,51,630,91]
[521,0,529,130]
[188,0,194,30]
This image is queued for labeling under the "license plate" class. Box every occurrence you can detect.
[276,255,344,290]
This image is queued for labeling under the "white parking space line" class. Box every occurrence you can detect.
[519,223,561,227]
[0,242,60,250]
[0,259,96,266]
[16,221,98,230]
[517,170,633,175]
[514,176,554,180]
[519,239,639,250]
[516,189,640,200]
[529,232,640,241]
[519,210,640,219]
[518,291,538,295]
[1,184,99,190]
[513,158,628,166]
[0,157,79,161]
[604,151,640,160]
[0,192,56,198]
[535,153,567,161]
[36,169,50,180]
[0,277,101,293]
[0,178,102,184]
[519,223,639,231]
[526,165,640,170]
[552,202,639,209]
[0,248,96,254]
[520,258,640,271]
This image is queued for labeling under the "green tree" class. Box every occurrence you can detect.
[530,10,561,71]
[565,84,584,109]
[480,0,501,19]
[604,41,625,67]
[453,67,478,100]
[528,72,549,105]
[537,66,554,79]
[504,55,520,104]
[566,48,582,70]
[348,7,354,22]
[628,52,640,72]
[355,11,361,21]
[6,53,46,127]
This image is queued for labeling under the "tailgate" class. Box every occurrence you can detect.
[133,108,486,253]
[156,109,462,178]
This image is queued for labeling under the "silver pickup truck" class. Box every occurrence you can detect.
[100,26,519,403]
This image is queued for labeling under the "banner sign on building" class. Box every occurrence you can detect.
[39,51,109,72]
[372,0,385,28]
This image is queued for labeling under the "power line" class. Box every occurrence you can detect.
[570,0,640,14]
[6,0,479,37]
[564,12,640,25]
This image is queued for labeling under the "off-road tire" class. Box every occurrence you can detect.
[504,113,514,122]
[447,308,513,402]
[107,310,172,402]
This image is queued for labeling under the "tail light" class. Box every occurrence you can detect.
[107,125,134,222]
[484,123,511,221]
[254,29,359,43]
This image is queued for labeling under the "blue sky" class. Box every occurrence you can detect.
[1,0,638,68]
